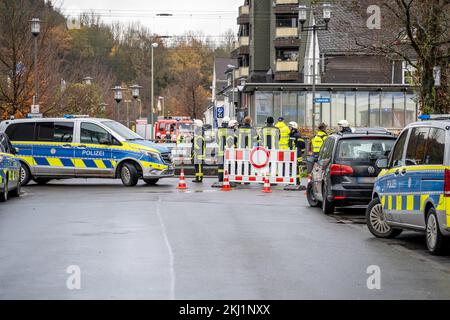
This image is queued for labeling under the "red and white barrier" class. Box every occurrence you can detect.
[224,147,297,185]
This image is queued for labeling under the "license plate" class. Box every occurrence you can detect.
[357,177,376,184]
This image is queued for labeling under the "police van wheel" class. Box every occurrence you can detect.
[0,179,8,203]
[306,182,320,208]
[366,198,402,239]
[120,163,139,187]
[426,208,449,256]
[143,178,159,186]
[19,163,31,186]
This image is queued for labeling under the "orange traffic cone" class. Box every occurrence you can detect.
[221,170,232,192]
[262,176,272,193]
[177,168,188,190]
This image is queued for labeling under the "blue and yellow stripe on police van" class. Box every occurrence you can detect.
[15,141,168,171]
[378,165,450,228]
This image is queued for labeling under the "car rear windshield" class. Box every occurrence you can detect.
[336,138,395,161]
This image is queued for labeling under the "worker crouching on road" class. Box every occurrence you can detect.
[289,122,306,187]
[261,117,280,150]
[192,119,206,183]
[311,122,328,157]
[275,117,291,150]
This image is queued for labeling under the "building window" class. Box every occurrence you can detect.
[276,50,299,62]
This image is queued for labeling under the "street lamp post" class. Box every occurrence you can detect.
[30,18,41,106]
[112,86,123,122]
[150,43,159,138]
[130,84,142,123]
[299,4,332,131]
[125,100,131,128]
[227,64,237,119]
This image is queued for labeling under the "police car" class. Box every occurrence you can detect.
[366,115,450,255]
[0,116,174,187]
[0,132,21,201]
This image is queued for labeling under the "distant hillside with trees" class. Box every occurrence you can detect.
[0,0,235,121]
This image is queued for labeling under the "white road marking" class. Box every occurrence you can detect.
[156,197,176,300]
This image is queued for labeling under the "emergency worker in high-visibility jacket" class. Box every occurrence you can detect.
[217,117,231,182]
[260,117,280,150]
[311,122,329,156]
[237,116,257,149]
[275,117,290,150]
[288,121,306,186]
[192,119,206,183]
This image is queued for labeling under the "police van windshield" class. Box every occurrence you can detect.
[101,121,143,141]
[337,139,395,161]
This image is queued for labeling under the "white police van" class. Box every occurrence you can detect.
[0,116,174,187]
[367,115,450,255]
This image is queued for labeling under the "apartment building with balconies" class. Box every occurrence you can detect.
[229,0,418,130]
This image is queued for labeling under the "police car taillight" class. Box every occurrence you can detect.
[330,164,354,176]
[444,169,450,197]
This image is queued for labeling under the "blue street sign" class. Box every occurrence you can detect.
[314,98,331,104]
[216,106,225,119]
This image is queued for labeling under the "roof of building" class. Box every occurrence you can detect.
[313,0,417,58]
[313,2,368,55]
[214,58,237,81]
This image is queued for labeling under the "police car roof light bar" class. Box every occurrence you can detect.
[64,115,90,119]
[419,114,450,121]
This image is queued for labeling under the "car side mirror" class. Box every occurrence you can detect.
[12,147,19,155]
[376,158,389,169]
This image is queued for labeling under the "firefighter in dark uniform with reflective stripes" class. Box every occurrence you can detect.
[237,116,257,149]
[260,117,280,150]
[217,117,231,182]
[192,119,206,183]
[288,121,306,186]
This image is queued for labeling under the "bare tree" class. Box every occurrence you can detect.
[348,0,450,113]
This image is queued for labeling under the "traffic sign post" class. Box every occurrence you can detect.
[216,106,225,119]
[31,104,40,114]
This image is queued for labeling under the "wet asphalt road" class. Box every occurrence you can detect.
[0,178,449,300]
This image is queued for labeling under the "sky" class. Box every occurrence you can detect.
[57,0,242,37]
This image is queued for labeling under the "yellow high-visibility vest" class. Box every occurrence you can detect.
[311,130,328,153]
[261,126,280,150]
[275,122,290,150]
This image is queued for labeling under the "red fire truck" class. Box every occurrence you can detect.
[154,117,193,142]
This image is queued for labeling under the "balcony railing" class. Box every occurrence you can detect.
[275,27,299,38]
[239,66,249,77]
[234,66,249,79]
[239,36,249,47]
[233,69,240,80]
[275,0,299,4]
[232,36,250,51]
[276,61,299,72]
[239,5,249,16]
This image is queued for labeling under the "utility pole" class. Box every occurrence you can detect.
[299,4,332,131]
[150,43,158,138]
